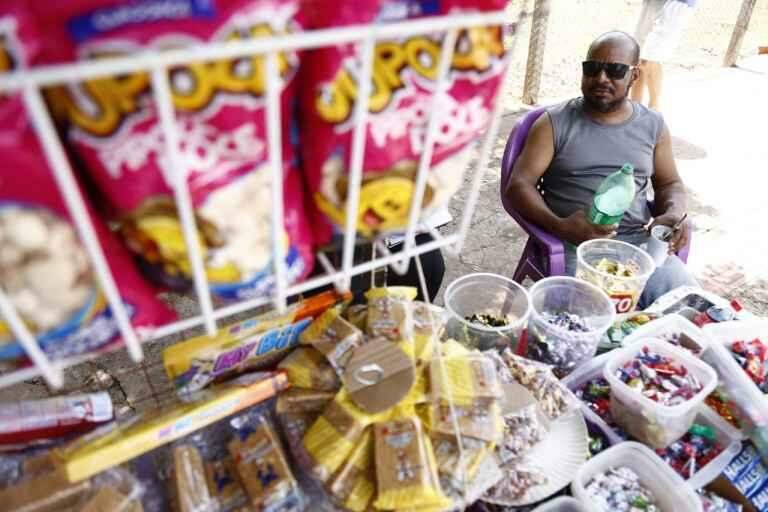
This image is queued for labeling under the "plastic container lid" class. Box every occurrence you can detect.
[444,273,531,351]
[572,442,702,512]
[533,496,589,512]
[701,320,768,431]
[623,313,710,356]
[576,239,655,314]
[603,339,718,448]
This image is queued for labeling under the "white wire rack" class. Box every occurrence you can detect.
[0,9,517,390]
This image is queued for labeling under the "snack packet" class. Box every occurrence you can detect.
[299,0,509,242]
[427,397,503,443]
[373,417,451,510]
[299,306,365,377]
[228,416,301,511]
[0,5,175,361]
[171,445,215,512]
[365,287,417,342]
[276,388,335,415]
[430,354,502,405]
[205,457,248,512]
[35,0,314,300]
[328,428,375,512]
[278,346,340,391]
[431,433,491,491]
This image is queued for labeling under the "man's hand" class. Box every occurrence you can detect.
[557,210,617,245]
[647,213,690,255]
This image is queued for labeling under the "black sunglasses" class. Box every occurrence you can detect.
[582,60,634,80]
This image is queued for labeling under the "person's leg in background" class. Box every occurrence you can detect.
[639,60,663,110]
[386,233,446,302]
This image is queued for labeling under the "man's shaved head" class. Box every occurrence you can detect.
[587,31,640,65]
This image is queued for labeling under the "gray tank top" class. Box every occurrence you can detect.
[543,98,664,236]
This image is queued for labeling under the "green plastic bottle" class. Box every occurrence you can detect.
[588,163,636,225]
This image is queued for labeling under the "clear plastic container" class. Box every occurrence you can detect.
[444,273,531,351]
[533,496,589,512]
[526,276,615,376]
[571,442,702,512]
[701,320,768,439]
[576,239,655,314]
[623,313,709,356]
[604,339,718,448]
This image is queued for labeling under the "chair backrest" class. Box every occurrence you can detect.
[499,107,547,218]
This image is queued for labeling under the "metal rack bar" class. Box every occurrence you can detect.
[150,68,217,337]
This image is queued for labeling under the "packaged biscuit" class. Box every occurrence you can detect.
[365,287,417,342]
[427,398,503,443]
[171,445,215,512]
[299,306,365,377]
[430,355,502,405]
[278,410,320,448]
[34,0,313,301]
[276,388,335,415]
[303,389,386,482]
[328,428,375,512]
[228,417,301,511]
[0,4,175,361]
[299,0,509,242]
[373,417,451,510]
[278,346,340,391]
[205,457,247,512]
[413,302,445,365]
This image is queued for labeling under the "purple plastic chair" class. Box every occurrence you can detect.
[500,108,690,284]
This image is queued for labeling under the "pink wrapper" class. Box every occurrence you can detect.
[0,3,175,361]
[35,0,313,301]
[300,0,509,242]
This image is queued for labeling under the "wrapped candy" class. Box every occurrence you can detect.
[584,466,660,512]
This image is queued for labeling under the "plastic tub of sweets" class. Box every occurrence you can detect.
[701,320,768,434]
[444,273,531,351]
[526,276,615,376]
[571,442,702,512]
[604,339,718,449]
[576,239,655,314]
[623,313,710,356]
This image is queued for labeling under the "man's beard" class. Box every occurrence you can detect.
[584,90,627,113]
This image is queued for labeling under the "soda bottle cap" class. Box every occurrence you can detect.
[621,163,634,174]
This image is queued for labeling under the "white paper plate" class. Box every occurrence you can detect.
[482,411,589,507]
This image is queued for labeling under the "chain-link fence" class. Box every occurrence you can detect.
[505,0,768,103]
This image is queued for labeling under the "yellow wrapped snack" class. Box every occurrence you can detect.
[277,347,340,391]
[430,355,501,405]
[303,390,386,482]
[413,302,444,365]
[373,417,451,510]
[401,364,430,406]
[344,304,368,331]
[365,287,417,342]
[328,428,375,512]
[300,307,365,376]
[171,445,214,512]
[440,339,471,358]
[430,433,493,491]
[428,398,503,443]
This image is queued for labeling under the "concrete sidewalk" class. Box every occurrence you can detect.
[443,55,768,315]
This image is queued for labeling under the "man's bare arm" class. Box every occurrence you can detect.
[650,122,690,252]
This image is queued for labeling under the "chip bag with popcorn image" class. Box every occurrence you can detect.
[35,0,313,301]
[300,0,510,242]
[0,3,175,360]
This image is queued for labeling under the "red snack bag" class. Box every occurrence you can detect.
[300,0,509,241]
[36,0,313,301]
[0,4,175,361]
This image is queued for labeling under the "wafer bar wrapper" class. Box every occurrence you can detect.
[427,398,503,443]
[276,388,334,415]
[171,445,214,512]
[373,417,451,510]
[430,355,501,405]
[278,346,340,391]
[328,428,375,512]
[365,287,417,342]
[300,307,365,376]
[205,457,247,512]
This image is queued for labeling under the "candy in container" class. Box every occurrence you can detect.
[0,5,175,360]
[299,0,510,242]
[35,0,313,301]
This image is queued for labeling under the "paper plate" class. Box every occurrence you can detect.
[482,411,589,507]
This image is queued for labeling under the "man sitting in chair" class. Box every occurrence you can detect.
[506,31,696,309]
